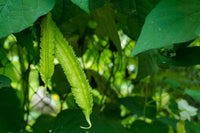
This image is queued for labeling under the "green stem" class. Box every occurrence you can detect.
[17,45,30,129]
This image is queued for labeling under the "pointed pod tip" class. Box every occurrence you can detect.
[80,118,92,129]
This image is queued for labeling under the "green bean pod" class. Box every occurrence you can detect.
[40,13,55,89]
[45,13,93,129]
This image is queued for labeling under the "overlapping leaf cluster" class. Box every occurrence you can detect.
[0,0,200,133]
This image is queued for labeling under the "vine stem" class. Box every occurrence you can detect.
[17,44,31,129]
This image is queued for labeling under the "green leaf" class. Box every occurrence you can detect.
[164,78,180,90]
[59,13,89,37]
[196,26,200,35]
[102,103,121,120]
[51,0,64,24]
[134,0,160,22]
[130,120,168,133]
[169,99,179,114]
[0,64,20,83]
[85,69,117,98]
[92,5,121,54]
[0,87,24,132]
[132,0,200,55]
[112,0,136,15]
[32,114,55,133]
[158,117,178,130]
[71,0,90,14]
[52,109,128,133]
[158,47,200,66]
[185,88,200,103]
[89,0,105,10]
[52,64,71,99]
[17,131,31,133]
[52,110,86,133]
[116,0,160,40]
[185,121,200,133]
[66,94,79,109]
[0,75,11,88]
[0,0,56,39]
[15,28,39,64]
[117,13,141,40]
[52,0,104,21]
[119,96,156,119]
[135,50,159,81]
[52,0,84,24]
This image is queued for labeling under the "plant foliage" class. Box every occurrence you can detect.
[0,0,200,132]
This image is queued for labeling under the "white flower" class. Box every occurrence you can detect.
[179,111,192,121]
[177,99,198,121]
[127,65,135,72]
